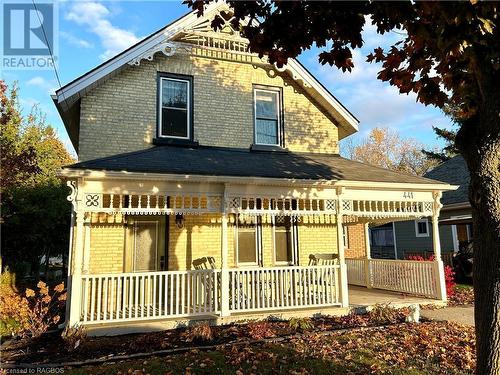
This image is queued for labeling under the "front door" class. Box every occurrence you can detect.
[125,216,166,272]
[134,221,158,271]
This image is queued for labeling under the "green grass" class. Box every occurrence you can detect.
[455,283,473,290]
[66,337,472,375]
[56,321,476,374]
[66,347,395,375]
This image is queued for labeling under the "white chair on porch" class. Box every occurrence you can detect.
[308,254,339,303]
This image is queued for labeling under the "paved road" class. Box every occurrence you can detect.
[421,306,474,326]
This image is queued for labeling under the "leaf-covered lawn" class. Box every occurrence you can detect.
[449,284,474,306]
[67,322,475,375]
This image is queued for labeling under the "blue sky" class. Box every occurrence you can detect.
[1,1,455,157]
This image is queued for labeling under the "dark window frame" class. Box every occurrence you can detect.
[253,84,285,147]
[157,72,194,141]
[415,218,430,237]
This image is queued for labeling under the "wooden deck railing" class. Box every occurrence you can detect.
[76,264,341,324]
[228,265,341,312]
[79,269,220,323]
[346,258,439,299]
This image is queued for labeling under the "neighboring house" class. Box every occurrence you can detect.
[54,3,455,332]
[374,156,470,261]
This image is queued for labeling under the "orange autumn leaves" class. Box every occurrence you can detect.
[0,279,66,338]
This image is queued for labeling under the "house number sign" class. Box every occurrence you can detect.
[403,192,414,199]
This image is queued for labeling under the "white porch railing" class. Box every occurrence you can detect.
[79,269,220,323]
[346,258,367,286]
[229,265,341,312]
[76,265,341,324]
[346,258,438,299]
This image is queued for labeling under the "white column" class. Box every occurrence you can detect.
[432,191,447,301]
[68,210,85,325]
[432,214,447,301]
[364,223,371,259]
[364,223,372,288]
[336,188,349,307]
[82,218,91,274]
[220,188,230,317]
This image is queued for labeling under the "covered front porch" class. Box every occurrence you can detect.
[64,170,451,328]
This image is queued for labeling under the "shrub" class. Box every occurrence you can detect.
[0,287,30,337]
[182,323,213,343]
[23,281,66,338]
[444,266,456,297]
[246,321,276,340]
[0,267,17,294]
[339,311,368,327]
[288,317,313,331]
[0,279,66,338]
[0,269,30,337]
[61,324,87,352]
[368,304,409,325]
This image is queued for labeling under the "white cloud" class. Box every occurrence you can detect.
[304,43,450,149]
[60,31,93,48]
[361,17,403,52]
[65,2,140,60]
[26,76,58,94]
[19,97,54,116]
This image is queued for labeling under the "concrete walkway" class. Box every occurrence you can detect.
[349,286,435,307]
[421,306,475,326]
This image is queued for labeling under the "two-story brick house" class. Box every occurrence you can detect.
[54,3,455,332]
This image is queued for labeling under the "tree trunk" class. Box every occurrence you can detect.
[457,100,500,374]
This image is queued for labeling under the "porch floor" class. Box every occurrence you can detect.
[348,286,437,308]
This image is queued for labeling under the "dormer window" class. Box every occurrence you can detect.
[254,86,283,146]
[158,73,193,140]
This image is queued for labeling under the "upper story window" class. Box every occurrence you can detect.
[158,74,193,139]
[254,87,282,146]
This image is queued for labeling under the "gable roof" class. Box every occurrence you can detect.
[63,145,452,187]
[424,155,469,205]
[53,2,359,152]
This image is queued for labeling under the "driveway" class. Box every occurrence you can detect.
[421,306,474,326]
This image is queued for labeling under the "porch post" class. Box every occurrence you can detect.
[68,209,85,325]
[364,223,371,259]
[82,218,91,274]
[364,223,372,288]
[336,187,349,307]
[432,191,447,302]
[220,187,230,317]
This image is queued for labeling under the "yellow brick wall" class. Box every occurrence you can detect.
[168,214,226,271]
[79,53,339,161]
[88,223,125,274]
[345,223,367,258]
[297,216,338,266]
[74,214,341,273]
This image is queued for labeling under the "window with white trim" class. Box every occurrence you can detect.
[236,216,262,266]
[415,218,430,237]
[254,88,282,145]
[274,216,298,265]
[159,76,191,139]
[342,225,349,249]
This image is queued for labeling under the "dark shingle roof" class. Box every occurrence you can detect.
[66,146,447,185]
[424,156,469,205]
